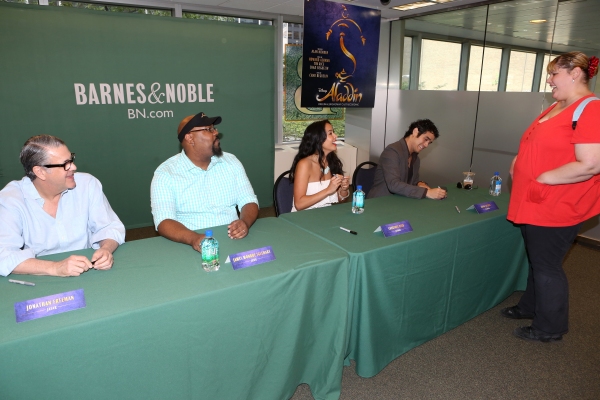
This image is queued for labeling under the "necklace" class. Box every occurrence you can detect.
[321,166,330,175]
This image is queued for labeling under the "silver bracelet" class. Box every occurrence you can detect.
[338,189,350,200]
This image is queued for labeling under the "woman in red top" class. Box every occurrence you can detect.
[503,52,600,342]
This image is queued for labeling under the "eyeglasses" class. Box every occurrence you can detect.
[43,153,75,171]
[193,127,218,133]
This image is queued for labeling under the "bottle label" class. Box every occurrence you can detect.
[201,239,219,263]
[353,193,365,208]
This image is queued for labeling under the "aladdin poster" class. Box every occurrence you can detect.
[302,0,381,108]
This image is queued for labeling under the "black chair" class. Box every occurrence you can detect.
[273,170,294,217]
[352,161,378,196]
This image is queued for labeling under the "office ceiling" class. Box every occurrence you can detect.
[181,0,599,51]
[180,0,499,19]
[413,0,600,51]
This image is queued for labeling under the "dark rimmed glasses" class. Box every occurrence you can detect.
[193,126,218,134]
[43,153,75,171]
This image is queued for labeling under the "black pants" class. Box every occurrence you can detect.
[517,224,581,335]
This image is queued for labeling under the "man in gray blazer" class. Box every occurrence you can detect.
[367,119,446,200]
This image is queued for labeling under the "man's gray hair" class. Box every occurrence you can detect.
[20,135,66,181]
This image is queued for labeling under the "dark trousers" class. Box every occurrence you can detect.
[517,224,581,335]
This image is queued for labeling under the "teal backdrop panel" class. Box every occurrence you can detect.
[0,3,274,228]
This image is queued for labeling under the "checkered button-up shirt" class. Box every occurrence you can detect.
[151,150,258,231]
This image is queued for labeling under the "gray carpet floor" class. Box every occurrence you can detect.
[291,243,600,400]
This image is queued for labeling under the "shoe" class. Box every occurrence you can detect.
[513,326,562,343]
[500,305,534,320]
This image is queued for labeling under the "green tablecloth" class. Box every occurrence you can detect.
[281,187,528,377]
[0,218,350,400]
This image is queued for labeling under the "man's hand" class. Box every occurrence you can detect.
[228,219,248,239]
[157,219,204,252]
[192,234,206,252]
[228,203,258,240]
[53,255,93,277]
[90,248,114,270]
[426,187,447,200]
[417,181,430,189]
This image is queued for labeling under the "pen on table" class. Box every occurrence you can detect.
[340,227,357,235]
[455,206,461,214]
[8,279,35,287]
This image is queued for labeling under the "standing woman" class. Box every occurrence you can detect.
[504,52,600,342]
[290,120,350,211]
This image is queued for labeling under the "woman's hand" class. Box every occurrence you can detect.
[536,143,600,185]
[338,176,351,200]
[326,174,343,195]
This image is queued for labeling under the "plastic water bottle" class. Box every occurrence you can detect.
[201,230,220,272]
[489,172,502,196]
[352,185,365,214]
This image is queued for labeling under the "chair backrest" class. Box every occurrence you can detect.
[352,161,378,196]
[273,170,294,217]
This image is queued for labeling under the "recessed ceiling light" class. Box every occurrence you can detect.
[392,2,436,11]
[393,0,457,11]
[529,19,547,24]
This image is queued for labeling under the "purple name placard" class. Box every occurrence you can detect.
[381,221,413,237]
[474,201,499,214]
[14,289,86,323]
[230,246,276,270]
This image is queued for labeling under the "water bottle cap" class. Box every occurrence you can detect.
[205,230,213,237]
[357,185,362,190]
[494,172,499,175]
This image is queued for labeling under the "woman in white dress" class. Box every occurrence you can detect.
[290,120,350,211]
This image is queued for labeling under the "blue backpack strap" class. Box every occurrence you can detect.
[572,97,600,129]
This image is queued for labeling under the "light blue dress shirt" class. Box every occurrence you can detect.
[151,150,258,231]
[0,173,126,276]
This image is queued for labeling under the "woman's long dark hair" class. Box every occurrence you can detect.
[289,120,344,182]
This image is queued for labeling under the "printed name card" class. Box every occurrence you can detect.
[374,221,413,237]
[14,289,86,323]
[467,201,499,214]
[226,246,276,270]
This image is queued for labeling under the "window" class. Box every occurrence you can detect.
[183,13,272,25]
[2,0,39,4]
[467,45,502,91]
[506,51,536,92]
[419,39,461,90]
[48,1,172,16]
[284,23,303,45]
[539,53,554,92]
[401,37,412,90]
[282,23,345,142]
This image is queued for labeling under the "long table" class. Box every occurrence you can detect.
[0,218,350,400]
[280,187,528,377]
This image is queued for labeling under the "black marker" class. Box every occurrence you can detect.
[340,227,357,235]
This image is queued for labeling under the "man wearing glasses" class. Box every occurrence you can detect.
[151,112,258,252]
[0,135,125,277]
